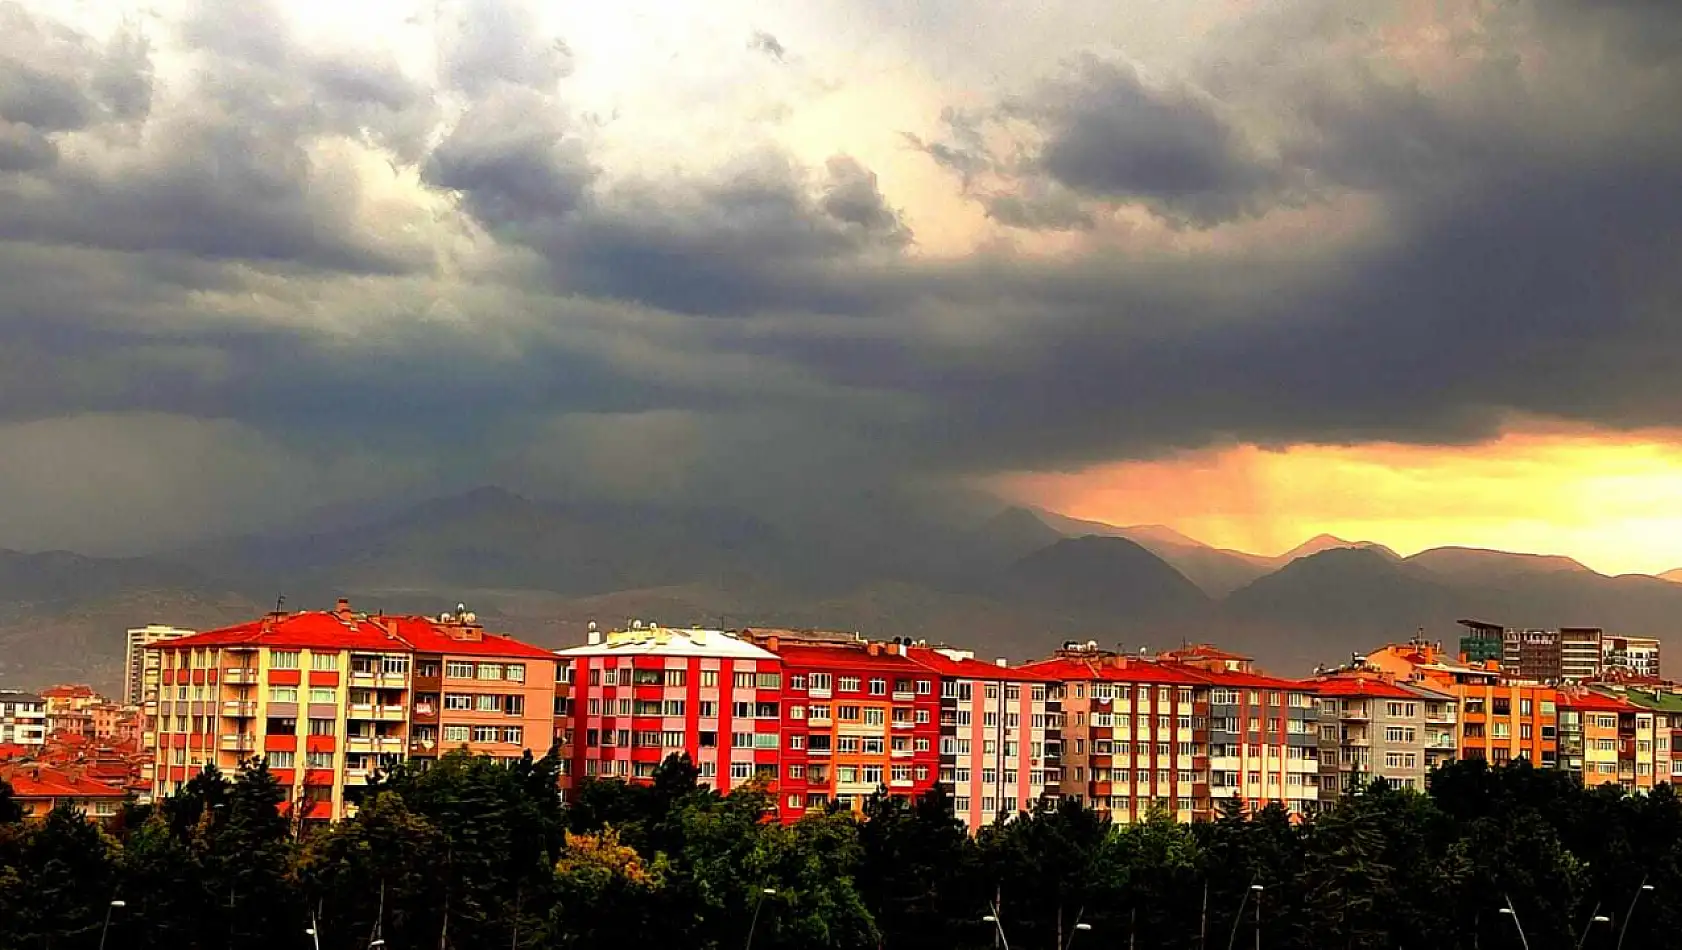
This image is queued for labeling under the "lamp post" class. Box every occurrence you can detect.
[305,927,320,950]
[1575,911,1610,950]
[1499,895,1531,950]
[98,900,125,950]
[982,906,1011,950]
[1063,920,1093,950]
[1226,884,1263,950]
[1614,880,1654,950]
[746,887,777,950]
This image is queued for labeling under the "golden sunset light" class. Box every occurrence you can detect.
[1000,426,1682,577]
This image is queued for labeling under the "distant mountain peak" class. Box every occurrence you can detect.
[1282,534,1399,561]
[1662,568,1682,584]
[1116,523,1211,549]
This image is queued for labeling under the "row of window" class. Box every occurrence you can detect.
[441,724,525,744]
[941,682,1052,702]
[441,693,527,715]
[588,668,781,689]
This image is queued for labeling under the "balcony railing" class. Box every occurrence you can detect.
[222,701,257,717]
[220,734,256,752]
[222,668,258,684]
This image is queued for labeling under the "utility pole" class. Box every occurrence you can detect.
[1200,881,1208,950]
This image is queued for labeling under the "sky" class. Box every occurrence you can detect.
[2,0,1682,571]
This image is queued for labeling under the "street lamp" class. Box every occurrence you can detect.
[746,887,777,950]
[1227,884,1263,950]
[1064,920,1093,950]
[1500,895,1532,950]
[982,910,1011,950]
[1576,910,1611,950]
[98,900,125,950]
[1615,881,1655,950]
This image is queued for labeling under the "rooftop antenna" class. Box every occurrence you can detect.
[274,593,286,614]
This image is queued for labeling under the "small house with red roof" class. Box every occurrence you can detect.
[0,763,126,820]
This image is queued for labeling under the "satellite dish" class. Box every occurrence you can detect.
[588,621,598,632]
[464,612,477,624]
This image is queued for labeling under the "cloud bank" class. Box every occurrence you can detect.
[1,0,1680,552]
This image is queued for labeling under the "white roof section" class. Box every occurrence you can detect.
[555,626,778,661]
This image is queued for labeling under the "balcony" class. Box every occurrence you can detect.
[220,734,256,753]
[893,691,916,702]
[222,701,257,718]
[808,688,832,699]
[377,736,404,752]
[378,672,408,687]
[378,705,406,721]
[223,668,258,684]
[347,703,377,720]
[344,766,372,784]
[892,719,916,730]
[347,736,375,753]
[350,668,377,683]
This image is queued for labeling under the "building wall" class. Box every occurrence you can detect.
[125,625,196,706]
[938,675,1056,828]
[1454,683,1557,767]
[0,692,47,746]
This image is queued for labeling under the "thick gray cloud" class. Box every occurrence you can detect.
[2,0,1682,552]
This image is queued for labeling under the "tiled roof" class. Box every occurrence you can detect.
[904,648,1059,682]
[769,642,925,673]
[1559,691,1634,713]
[1308,677,1423,700]
[1019,656,1211,685]
[154,611,554,660]
[0,765,126,800]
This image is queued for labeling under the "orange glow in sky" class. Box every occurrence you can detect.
[997,425,1682,577]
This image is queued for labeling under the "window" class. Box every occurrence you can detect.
[503,726,523,744]
[310,653,338,671]
[664,699,686,716]
[916,680,932,695]
[444,693,473,710]
[914,737,930,752]
[308,718,335,736]
[306,751,333,769]
[308,688,336,704]
[869,678,887,695]
[731,762,754,780]
[733,702,752,718]
[443,725,470,742]
[809,673,832,692]
[699,701,718,718]
[734,672,756,688]
[381,655,409,675]
[790,734,806,750]
[757,672,781,689]
[862,765,884,784]
[477,663,504,680]
[505,664,526,683]
[789,764,806,779]
[701,670,718,687]
[473,725,499,743]
[733,732,755,748]
[266,751,296,769]
[477,694,500,712]
[838,705,861,722]
[445,661,475,679]
[891,765,911,783]
[864,708,886,726]
[270,651,300,670]
[268,687,298,703]
[789,705,806,720]
[755,733,778,749]
[839,676,861,692]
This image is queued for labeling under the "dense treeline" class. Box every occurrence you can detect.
[1,755,1680,949]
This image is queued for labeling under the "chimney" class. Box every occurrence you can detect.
[995,657,1008,667]
[335,597,351,616]
[867,642,880,657]
[766,636,780,652]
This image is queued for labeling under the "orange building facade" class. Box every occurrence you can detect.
[145,601,556,823]
[1368,641,1558,768]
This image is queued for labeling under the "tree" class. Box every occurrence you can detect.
[4,803,118,950]
[296,790,447,950]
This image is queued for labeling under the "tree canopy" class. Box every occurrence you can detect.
[0,754,1677,949]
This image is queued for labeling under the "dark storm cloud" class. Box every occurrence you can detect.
[6,0,1682,551]
[1029,58,1283,225]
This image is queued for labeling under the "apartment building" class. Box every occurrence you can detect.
[0,690,47,747]
[1603,636,1663,679]
[904,645,1060,828]
[1595,684,1682,784]
[745,632,944,820]
[1456,620,1604,682]
[1368,640,1558,767]
[1309,674,1452,799]
[1022,647,1209,822]
[1557,689,1667,790]
[146,600,555,822]
[554,625,789,811]
[39,685,103,736]
[1021,644,1319,822]
[125,625,196,705]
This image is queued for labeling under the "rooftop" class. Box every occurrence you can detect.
[556,626,778,661]
[0,764,126,800]
[904,647,1060,682]
[154,604,554,660]
[1308,676,1428,700]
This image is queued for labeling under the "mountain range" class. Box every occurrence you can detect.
[3,488,1681,691]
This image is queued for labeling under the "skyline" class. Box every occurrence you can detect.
[2,0,1681,571]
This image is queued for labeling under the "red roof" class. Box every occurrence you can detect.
[0,765,126,800]
[1560,691,1634,713]
[1165,644,1252,661]
[155,610,554,660]
[770,643,926,674]
[1308,677,1422,700]
[904,648,1059,682]
[1019,656,1211,685]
